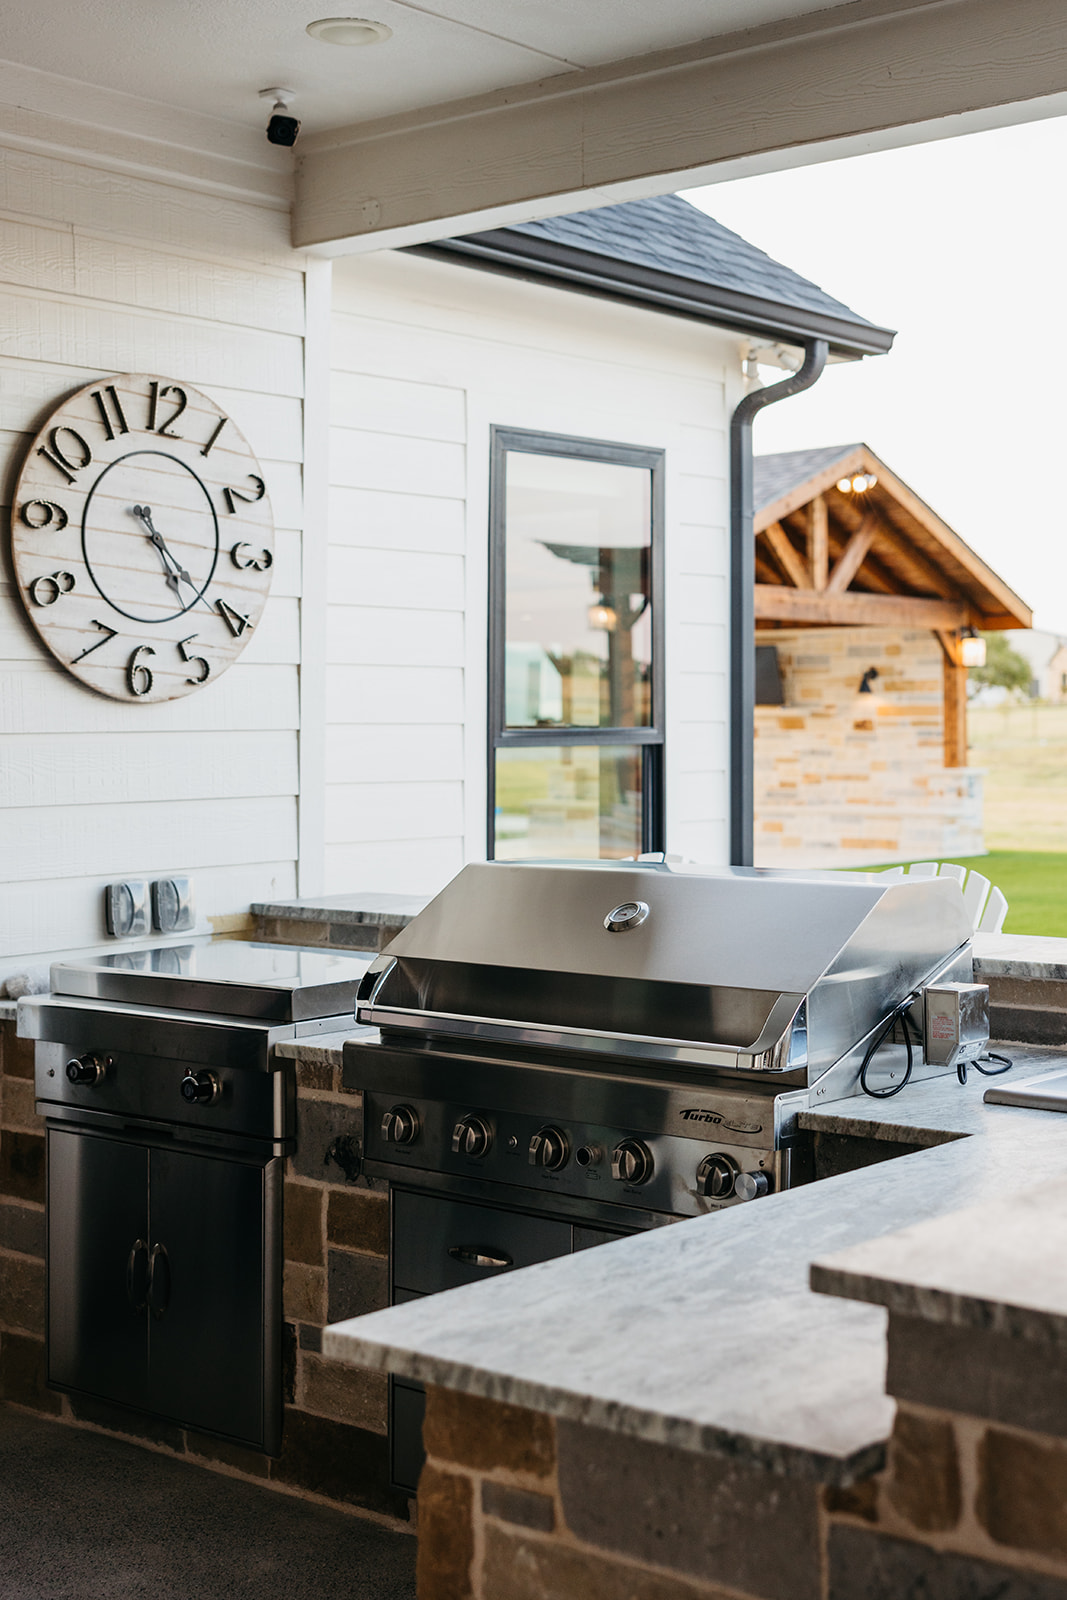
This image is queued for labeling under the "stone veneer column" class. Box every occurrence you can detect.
[0,1020,50,1413]
[822,1314,1067,1595]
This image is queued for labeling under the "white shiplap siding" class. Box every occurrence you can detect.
[0,120,305,967]
[327,249,738,894]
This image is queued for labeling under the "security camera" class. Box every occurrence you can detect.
[267,112,300,147]
[260,88,300,148]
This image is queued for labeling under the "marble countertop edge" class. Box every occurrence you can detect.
[320,1322,887,1485]
[810,1260,1067,1346]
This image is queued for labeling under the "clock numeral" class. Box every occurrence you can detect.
[222,475,266,516]
[90,384,130,441]
[147,381,187,439]
[215,598,252,638]
[20,499,69,532]
[230,541,273,572]
[36,427,92,486]
[126,645,156,698]
[71,619,119,664]
[29,570,76,606]
[200,416,228,458]
[177,634,211,685]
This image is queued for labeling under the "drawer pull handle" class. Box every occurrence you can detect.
[448,1245,513,1269]
[126,1239,149,1311]
[147,1242,171,1320]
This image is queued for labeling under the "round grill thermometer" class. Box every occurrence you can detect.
[603,901,650,933]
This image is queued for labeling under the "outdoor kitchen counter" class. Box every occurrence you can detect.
[322,1045,1067,1485]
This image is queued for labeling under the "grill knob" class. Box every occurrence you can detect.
[528,1126,569,1171]
[66,1053,108,1086]
[451,1115,492,1159]
[695,1153,737,1199]
[181,1070,220,1106]
[611,1139,654,1186]
[734,1170,771,1202]
[381,1105,420,1146]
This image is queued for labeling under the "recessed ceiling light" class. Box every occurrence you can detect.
[306,17,392,46]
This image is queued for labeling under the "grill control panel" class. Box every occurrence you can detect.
[363,1090,779,1218]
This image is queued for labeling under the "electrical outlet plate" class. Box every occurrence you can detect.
[151,876,195,933]
[105,881,149,938]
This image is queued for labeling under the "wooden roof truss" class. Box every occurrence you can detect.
[753,445,1031,632]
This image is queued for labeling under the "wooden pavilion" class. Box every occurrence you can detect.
[752,444,1031,866]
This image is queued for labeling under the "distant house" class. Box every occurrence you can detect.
[752,443,1031,868]
[1007,630,1067,701]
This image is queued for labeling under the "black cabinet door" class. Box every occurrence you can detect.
[147,1147,278,1451]
[47,1127,150,1410]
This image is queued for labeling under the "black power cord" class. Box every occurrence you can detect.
[859,992,921,1099]
[957,1051,1013,1085]
[859,993,1014,1098]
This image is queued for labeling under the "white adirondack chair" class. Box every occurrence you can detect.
[874,861,1007,934]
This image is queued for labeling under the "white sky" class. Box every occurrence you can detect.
[682,114,1067,634]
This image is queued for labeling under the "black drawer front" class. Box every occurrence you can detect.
[392,1190,572,1295]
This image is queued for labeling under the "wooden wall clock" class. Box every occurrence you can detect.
[10,374,275,701]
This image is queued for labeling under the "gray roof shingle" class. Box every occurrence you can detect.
[507,196,877,333]
[754,445,862,513]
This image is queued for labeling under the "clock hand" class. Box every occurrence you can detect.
[132,505,195,587]
[130,506,214,614]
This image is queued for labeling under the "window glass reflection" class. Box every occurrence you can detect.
[504,452,652,729]
[494,745,643,861]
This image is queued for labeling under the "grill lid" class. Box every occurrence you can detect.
[357,861,972,1078]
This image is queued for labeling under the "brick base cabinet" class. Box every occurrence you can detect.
[0,1019,411,1530]
[416,1334,1067,1599]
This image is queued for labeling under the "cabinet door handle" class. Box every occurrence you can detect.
[126,1239,149,1311]
[447,1245,513,1269]
[147,1242,171,1320]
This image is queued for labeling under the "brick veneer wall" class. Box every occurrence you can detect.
[416,1328,1067,1599]
[755,626,983,868]
[0,1018,409,1528]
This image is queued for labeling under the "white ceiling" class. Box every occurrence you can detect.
[0,0,860,136]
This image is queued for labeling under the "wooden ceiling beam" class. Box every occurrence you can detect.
[754,585,967,629]
[808,495,829,591]
[761,520,812,589]
[826,513,877,594]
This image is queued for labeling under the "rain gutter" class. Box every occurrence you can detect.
[729,340,828,866]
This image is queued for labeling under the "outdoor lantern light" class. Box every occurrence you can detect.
[588,600,618,632]
[858,666,880,693]
[837,473,878,493]
[960,629,987,668]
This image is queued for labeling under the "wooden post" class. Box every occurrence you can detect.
[936,630,969,768]
[809,495,828,590]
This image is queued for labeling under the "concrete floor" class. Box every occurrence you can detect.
[0,1405,417,1600]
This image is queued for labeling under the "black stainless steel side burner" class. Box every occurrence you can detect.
[19,938,373,1456]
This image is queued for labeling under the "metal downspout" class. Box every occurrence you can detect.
[729,339,828,865]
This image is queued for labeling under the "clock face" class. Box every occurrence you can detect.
[11,374,275,701]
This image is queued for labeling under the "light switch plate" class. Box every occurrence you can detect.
[104,880,149,938]
[151,875,195,933]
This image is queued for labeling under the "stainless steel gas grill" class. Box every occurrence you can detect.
[18,940,372,1455]
[340,859,976,1489]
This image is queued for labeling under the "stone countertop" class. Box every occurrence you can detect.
[250,892,430,928]
[274,1025,377,1070]
[797,1043,1054,1147]
[972,931,1067,980]
[812,1174,1067,1347]
[323,1046,1067,1485]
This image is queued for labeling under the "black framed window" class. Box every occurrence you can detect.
[488,427,665,861]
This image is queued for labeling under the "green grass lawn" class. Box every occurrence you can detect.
[864,852,1067,936]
